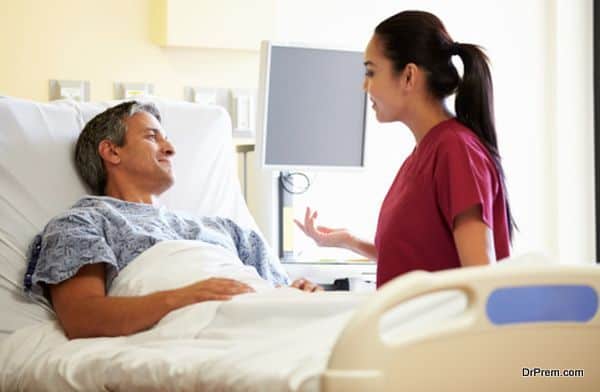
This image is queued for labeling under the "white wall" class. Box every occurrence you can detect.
[248,0,595,263]
[0,0,260,102]
[553,0,595,263]
[1,0,592,262]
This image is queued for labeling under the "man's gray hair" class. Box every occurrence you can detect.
[74,101,162,195]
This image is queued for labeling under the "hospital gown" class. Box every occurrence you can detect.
[24,196,289,303]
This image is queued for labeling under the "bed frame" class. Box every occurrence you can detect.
[323,263,600,391]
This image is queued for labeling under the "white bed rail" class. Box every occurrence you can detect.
[322,264,600,391]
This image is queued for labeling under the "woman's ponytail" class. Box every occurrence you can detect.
[454,43,497,160]
[454,43,517,239]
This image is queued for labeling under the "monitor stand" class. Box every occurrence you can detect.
[278,171,295,261]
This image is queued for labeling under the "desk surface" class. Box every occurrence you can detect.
[283,260,376,288]
[235,144,254,153]
[282,259,376,266]
[233,137,255,147]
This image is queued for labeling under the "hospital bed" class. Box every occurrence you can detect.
[0,96,598,391]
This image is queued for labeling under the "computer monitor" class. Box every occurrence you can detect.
[256,41,367,171]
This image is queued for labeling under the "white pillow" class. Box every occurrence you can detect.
[0,95,260,339]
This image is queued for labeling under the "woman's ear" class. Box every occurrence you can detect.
[402,63,419,91]
[98,140,121,165]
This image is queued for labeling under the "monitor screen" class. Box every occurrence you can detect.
[257,42,367,170]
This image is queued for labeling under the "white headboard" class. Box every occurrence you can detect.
[0,95,260,339]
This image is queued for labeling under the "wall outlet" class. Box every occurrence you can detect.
[49,80,90,101]
[184,86,229,107]
[184,86,256,138]
[114,82,154,99]
[230,88,256,138]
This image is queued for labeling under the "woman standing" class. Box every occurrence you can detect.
[296,10,516,287]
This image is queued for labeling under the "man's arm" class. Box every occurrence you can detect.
[50,263,253,339]
[217,218,290,285]
[217,218,324,292]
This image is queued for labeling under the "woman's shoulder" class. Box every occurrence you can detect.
[431,119,491,159]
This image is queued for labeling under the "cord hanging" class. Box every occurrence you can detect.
[279,172,310,195]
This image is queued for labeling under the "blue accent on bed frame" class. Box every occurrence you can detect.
[486,285,598,325]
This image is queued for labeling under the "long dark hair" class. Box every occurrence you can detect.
[375,10,517,239]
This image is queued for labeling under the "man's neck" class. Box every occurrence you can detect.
[104,183,158,206]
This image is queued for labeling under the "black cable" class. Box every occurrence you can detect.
[279,172,311,194]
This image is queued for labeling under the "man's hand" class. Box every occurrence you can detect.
[290,278,323,292]
[171,277,255,305]
[51,263,255,339]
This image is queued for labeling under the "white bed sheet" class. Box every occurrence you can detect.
[0,242,472,392]
[0,240,369,392]
[0,295,363,392]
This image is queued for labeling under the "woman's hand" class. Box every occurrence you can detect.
[294,207,351,248]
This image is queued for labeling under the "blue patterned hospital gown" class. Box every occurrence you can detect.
[24,196,289,302]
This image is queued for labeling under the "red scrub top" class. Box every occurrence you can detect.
[374,118,510,287]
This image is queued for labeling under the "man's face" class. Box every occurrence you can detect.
[114,111,176,194]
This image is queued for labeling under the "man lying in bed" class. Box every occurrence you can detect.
[24,101,321,339]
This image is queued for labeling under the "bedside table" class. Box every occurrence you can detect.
[282,260,376,292]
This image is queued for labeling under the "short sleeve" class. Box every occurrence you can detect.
[433,136,497,230]
[25,211,118,302]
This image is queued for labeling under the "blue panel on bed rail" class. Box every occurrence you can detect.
[486,285,598,325]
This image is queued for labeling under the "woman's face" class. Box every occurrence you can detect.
[363,35,408,123]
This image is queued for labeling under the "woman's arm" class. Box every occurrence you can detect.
[344,234,377,259]
[294,207,377,260]
[452,205,496,267]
